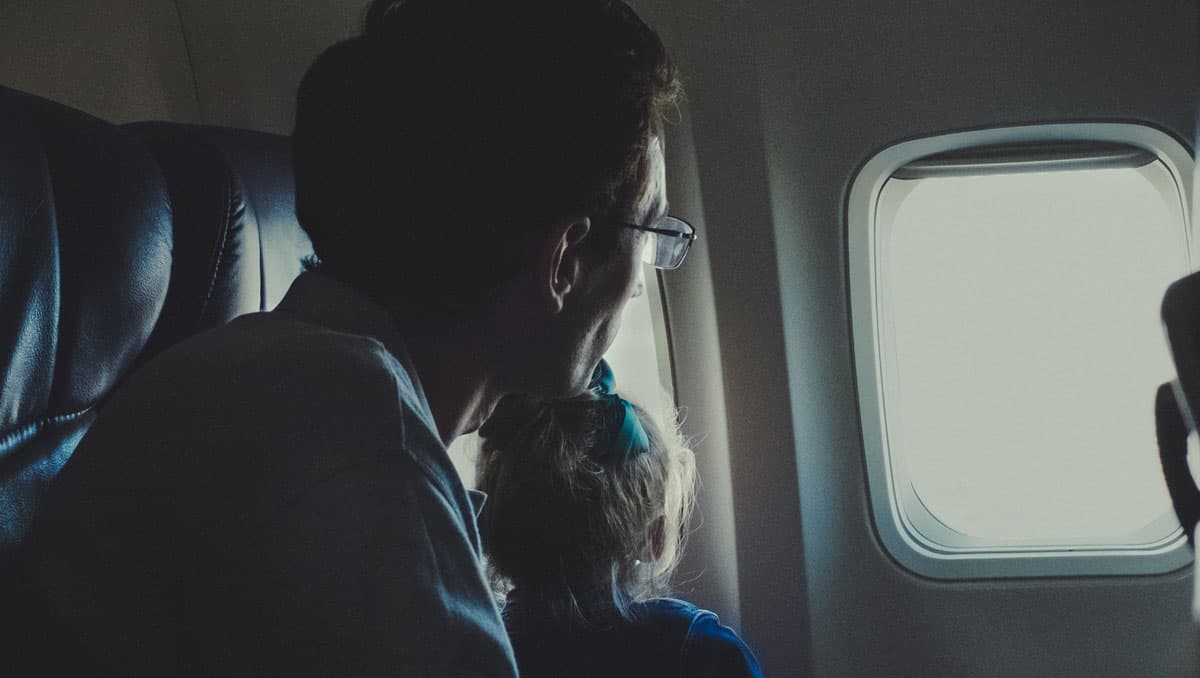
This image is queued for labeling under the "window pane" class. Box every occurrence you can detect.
[601,266,670,418]
[877,160,1188,546]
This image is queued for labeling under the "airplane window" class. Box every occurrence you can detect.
[850,128,1196,577]
[449,263,673,488]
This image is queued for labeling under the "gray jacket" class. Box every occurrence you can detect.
[15,271,517,677]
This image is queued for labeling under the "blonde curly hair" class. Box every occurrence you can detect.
[476,388,697,625]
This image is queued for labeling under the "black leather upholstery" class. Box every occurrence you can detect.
[0,87,312,561]
[177,125,312,309]
[0,87,172,555]
[122,122,312,358]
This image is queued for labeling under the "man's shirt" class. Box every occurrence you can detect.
[14,271,518,676]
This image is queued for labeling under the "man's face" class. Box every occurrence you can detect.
[491,136,668,402]
[557,136,668,394]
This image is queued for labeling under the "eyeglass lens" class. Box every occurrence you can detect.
[635,217,694,270]
[656,217,691,270]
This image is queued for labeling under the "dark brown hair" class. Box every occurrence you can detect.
[293,0,682,316]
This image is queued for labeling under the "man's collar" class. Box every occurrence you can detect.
[274,271,433,423]
[466,489,488,518]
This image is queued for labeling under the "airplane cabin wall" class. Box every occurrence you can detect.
[168,0,362,133]
[0,0,364,134]
[0,1,199,125]
[655,0,1199,676]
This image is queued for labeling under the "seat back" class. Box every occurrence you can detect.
[0,87,312,561]
[123,122,313,328]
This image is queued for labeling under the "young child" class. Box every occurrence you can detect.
[476,360,763,677]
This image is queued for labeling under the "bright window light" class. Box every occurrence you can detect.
[851,128,1197,577]
[876,157,1188,550]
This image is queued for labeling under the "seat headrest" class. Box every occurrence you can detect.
[0,86,173,548]
[123,123,311,351]
[172,125,310,309]
[0,88,312,556]
[0,85,172,443]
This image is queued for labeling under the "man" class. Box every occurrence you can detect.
[13,0,690,674]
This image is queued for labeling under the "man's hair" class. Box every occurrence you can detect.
[475,390,697,625]
[293,0,681,315]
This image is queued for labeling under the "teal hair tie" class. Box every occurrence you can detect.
[588,360,650,461]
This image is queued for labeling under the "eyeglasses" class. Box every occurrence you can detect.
[619,216,697,270]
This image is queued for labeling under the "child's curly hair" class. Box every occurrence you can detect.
[476,388,697,626]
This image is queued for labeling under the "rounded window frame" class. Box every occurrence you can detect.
[847,122,1195,579]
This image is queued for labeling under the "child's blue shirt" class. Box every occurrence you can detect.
[503,595,764,678]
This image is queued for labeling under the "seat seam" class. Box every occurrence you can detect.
[197,169,233,321]
[679,608,716,677]
[0,407,92,452]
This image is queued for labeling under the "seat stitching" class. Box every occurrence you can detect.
[0,407,92,452]
[197,169,233,321]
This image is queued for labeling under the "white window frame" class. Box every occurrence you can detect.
[847,123,1195,578]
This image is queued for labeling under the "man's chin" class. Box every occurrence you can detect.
[557,361,598,399]
[574,357,606,396]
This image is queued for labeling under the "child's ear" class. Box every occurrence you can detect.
[649,515,666,561]
[537,217,592,314]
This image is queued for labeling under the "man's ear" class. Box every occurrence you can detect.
[539,217,591,314]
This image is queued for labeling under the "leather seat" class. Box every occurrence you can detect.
[0,86,312,562]
[123,121,313,334]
